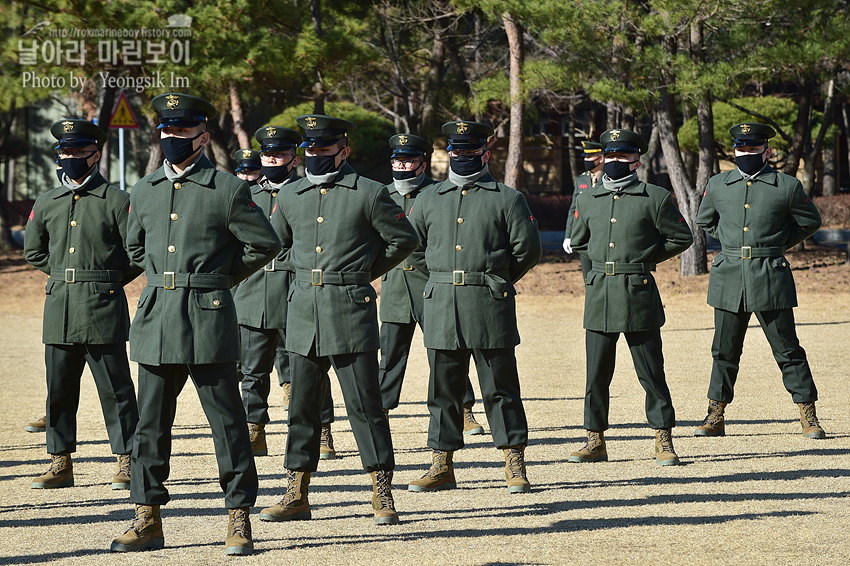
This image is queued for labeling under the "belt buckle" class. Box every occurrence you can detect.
[64,268,76,283]
[402,260,414,271]
[311,269,322,286]
[741,246,752,259]
[163,272,175,290]
[605,262,615,276]
[264,259,275,272]
[452,270,465,285]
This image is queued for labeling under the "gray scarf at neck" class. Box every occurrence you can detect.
[164,153,202,181]
[394,172,425,195]
[601,171,638,192]
[448,164,489,188]
[305,164,344,186]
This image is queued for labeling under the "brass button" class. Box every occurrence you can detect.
[423,292,427,297]
[746,181,752,187]
[457,218,464,224]
[364,296,371,303]
[136,300,140,306]
[643,279,648,284]
[503,292,508,297]
[170,213,178,220]
[316,246,322,253]
[73,194,80,201]
[609,242,615,248]
[781,262,787,267]
[70,220,77,227]
[461,189,468,196]
[213,299,221,306]
[168,245,176,252]
[69,247,75,253]
[269,214,273,220]
[317,217,324,223]
[174,182,182,190]
[320,188,327,194]
[109,290,115,295]
[610,218,617,223]
[455,245,462,251]
[613,195,619,200]
[743,227,749,232]
[405,194,411,199]
[272,191,278,198]
[744,203,750,209]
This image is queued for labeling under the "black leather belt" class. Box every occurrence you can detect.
[591,261,656,275]
[721,246,785,259]
[294,269,370,286]
[51,269,123,283]
[147,272,232,290]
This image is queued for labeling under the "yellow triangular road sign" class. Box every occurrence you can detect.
[109,92,139,129]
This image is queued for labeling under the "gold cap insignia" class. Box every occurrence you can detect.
[242,149,252,159]
[61,121,74,133]
[166,95,179,109]
[456,122,468,134]
[398,134,408,145]
[609,130,620,140]
[305,116,317,129]
[740,124,751,134]
[266,126,276,137]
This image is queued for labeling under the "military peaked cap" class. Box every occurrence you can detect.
[389,133,432,157]
[580,140,603,157]
[255,126,301,152]
[296,114,356,148]
[233,148,261,172]
[50,119,107,149]
[730,123,775,148]
[442,121,493,151]
[600,129,648,154]
[151,93,216,129]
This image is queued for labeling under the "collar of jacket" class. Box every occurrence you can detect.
[295,162,358,194]
[53,172,109,199]
[724,166,779,187]
[591,178,646,197]
[437,171,499,194]
[149,154,217,188]
[254,170,298,194]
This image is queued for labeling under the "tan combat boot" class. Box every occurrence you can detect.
[462,402,485,435]
[282,382,291,411]
[26,415,46,433]
[504,445,531,493]
[111,454,131,490]
[225,507,253,555]
[654,429,681,466]
[694,400,727,437]
[319,423,336,460]
[258,470,311,522]
[408,450,456,492]
[31,452,73,489]
[568,431,608,463]
[797,402,826,439]
[248,423,268,456]
[371,470,399,525]
[110,504,165,552]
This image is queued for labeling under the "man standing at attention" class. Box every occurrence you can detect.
[406,121,541,494]
[111,93,280,556]
[259,114,418,526]
[568,128,692,467]
[694,123,825,440]
[563,140,604,280]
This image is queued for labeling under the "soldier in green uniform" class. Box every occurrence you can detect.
[233,148,262,186]
[234,127,336,459]
[406,121,542,494]
[694,123,825,440]
[564,140,604,279]
[24,119,141,490]
[258,114,418,526]
[110,93,281,556]
[378,133,483,436]
[568,128,693,466]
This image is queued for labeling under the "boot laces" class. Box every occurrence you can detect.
[279,469,300,505]
[506,449,526,479]
[463,405,477,425]
[320,425,333,448]
[423,451,447,479]
[118,454,131,477]
[48,454,68,475]
[229,508,251,539]
[374,472,395,510]
[657,430,674,452]
[127,506,154,535]
[801,403,820,426]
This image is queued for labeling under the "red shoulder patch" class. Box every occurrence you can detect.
[28,208,34,222]
[804,196,810,203]
[574,209,578,219]
[529,215,535,221]
[703,190,706,197]
[679,217,684,222]
[579,184,588,189]
[128,204,131,213]
[272,203,277,214]
[397,212,405,220]
[249,201,257,209]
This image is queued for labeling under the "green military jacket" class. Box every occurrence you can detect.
[271,162,419,357]
[232,171,299,329]
[24,172,141,345]
[571,178,693,333]
[126,155,281,365]
[379,176,438,324]
[565,171,598,239]
[697,165,821,312]
[407,171,542,350]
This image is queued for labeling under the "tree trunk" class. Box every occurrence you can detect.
[784,74,814,178]
[420,22,446,138]
[205,118,232,173]
[144,113,164,176]
[0,107,17,249]
[311,0,325,115]
[822,137,836,196]
[502,12,525,191]
[553,112,564,194]
[229,82,251,151]
[638,115,659,184]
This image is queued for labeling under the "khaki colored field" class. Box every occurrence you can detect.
[0,248,848,566]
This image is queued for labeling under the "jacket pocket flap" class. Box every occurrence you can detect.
[422,280,434,299]
[346,286,377,304]
[194,289,233,309]
[711,254,725,267]
[770,257,790,269]
[45,279,57,295]
[585,272,598,286]
[628,274,651,287]
[92,282,119,295]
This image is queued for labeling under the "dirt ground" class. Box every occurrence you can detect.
[0,247,848,566]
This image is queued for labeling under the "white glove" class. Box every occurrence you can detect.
[562,238,573,254]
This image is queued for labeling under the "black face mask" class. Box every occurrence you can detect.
[449,154,485,176]
[392,169,419,181]
[736,151,766,175]
[59,152,96,181]
[246,178,260,186]
[261,163,293,184]
[55,168,64,183]
[603,160,634,180]
[584,159,598,172]
[305,149,343,176]
[161,132,203,165]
